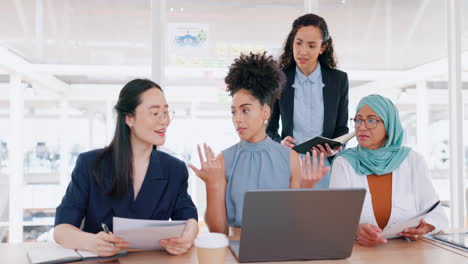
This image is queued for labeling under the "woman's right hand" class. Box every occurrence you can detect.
[300,150,330,188]
[189,143,225,188]
[355,223,387,247]
[89,231,128,257]
[281,136,296,148]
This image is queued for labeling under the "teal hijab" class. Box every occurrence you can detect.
[338,94,410,176]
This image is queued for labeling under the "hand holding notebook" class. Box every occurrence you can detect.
[293,132,355,155]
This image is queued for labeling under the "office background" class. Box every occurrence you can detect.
[0,0,467,243]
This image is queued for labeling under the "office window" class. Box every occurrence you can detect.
[1,0,467,243]
[0,0,151,242]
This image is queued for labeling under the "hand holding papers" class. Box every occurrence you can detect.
[113,217,186,250]
[381,201,441,239]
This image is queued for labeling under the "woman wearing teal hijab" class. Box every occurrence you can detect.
[330,94,447,247]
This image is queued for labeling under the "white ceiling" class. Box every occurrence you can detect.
[0,0,467,85]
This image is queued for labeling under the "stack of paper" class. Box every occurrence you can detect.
[113,217,186,250]
[381,201,440,239]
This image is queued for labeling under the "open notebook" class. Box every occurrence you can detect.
[27,245,127,264]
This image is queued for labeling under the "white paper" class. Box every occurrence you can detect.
[76,250,99,258]
[113,216,186,231]
[113,217,186,250]
[381,201,440,239]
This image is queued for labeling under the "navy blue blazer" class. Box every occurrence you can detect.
[267,65,349,143]
[55,148,198,233]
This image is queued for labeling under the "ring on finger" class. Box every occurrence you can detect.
[414,235,418,239]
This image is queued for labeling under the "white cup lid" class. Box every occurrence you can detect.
[194,232,229,248]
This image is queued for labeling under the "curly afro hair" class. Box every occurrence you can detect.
[225,52,285,107]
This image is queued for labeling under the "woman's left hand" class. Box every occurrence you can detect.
[311,143,342,158]
[300,150,330,188]
[398,219,435,241]
[159,219,198,255]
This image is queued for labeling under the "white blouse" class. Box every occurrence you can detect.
[329,150,448,233]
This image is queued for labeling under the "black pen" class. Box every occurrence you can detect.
[101,223,115,248]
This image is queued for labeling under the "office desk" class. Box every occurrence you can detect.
[2,238,466,264]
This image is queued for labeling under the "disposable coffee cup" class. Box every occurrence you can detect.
[194,233,228,264]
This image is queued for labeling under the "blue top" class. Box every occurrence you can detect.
[291,64,331,189]
[55,148,198,233]
[292,64,325,145]
[223,137,290,227]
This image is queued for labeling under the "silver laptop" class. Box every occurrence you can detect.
[229,189,366,262]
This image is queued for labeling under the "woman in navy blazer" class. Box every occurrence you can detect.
[54,79,198,257]
[267,14,349,187]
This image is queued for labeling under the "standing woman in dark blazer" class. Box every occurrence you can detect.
[267,13,349,188]
[54,79,198,256]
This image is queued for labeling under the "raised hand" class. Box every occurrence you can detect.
[189,143,225,188]
[300,150,330,189]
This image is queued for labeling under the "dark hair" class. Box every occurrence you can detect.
[279,13,337,70]
[93,79,162,199]
[225,52,285,108]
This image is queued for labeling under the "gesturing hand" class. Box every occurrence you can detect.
[300,150,330,188]
[189,143,225,188]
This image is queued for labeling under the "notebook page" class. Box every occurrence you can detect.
[76,250,98,258]
[27,247,81,264]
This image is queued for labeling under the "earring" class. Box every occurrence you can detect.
[264,119,268,125]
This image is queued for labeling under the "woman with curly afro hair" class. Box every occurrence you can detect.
[267,14,350,189]
[190,52,329,238]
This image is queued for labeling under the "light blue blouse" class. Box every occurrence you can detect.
[292,64,325,145]
[292,63,331,189]
[223,137,290,227]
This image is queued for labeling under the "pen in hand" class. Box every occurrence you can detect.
[101,223,115,248]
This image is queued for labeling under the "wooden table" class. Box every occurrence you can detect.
[2,238,467,264]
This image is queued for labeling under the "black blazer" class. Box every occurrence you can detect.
[267,65,349,143]
[55,148,197,233]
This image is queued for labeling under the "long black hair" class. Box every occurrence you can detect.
[225,52,285,108]
[279,13,337,70]
[93,79,162,199]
